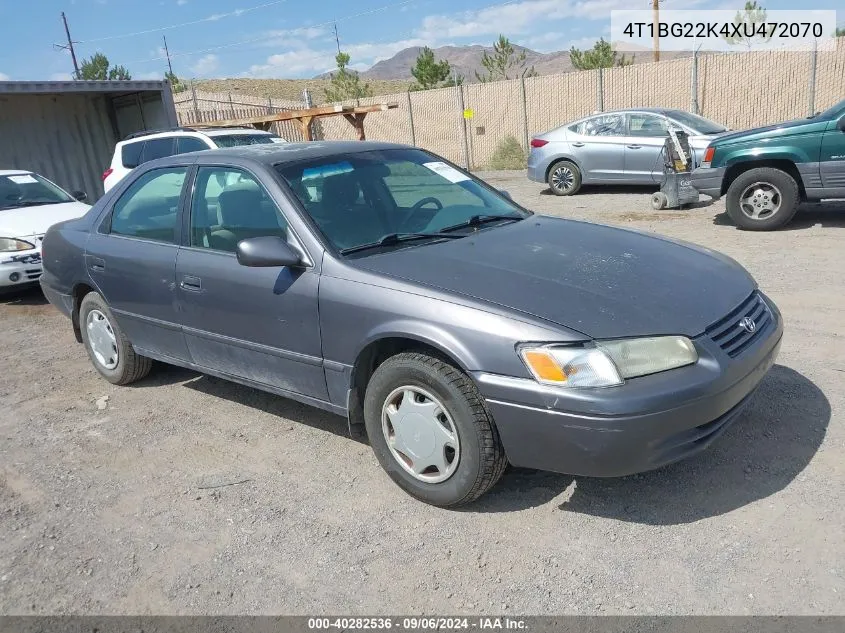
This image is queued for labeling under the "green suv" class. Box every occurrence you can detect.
[691,98,845,230]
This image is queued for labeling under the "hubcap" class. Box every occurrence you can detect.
[739,181,782,220]
[86,309,119,370]
[551,166,574,192]
[381,386,460,483]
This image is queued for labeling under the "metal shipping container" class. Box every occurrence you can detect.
[0,80,177,201]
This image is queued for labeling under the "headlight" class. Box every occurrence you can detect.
[519,336,697,388]
[0,237,35,252]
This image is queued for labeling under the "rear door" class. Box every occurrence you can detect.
[623,112,670,183]
[175,164,327,399]
[85,165,191,361]
[820,115,845,192]
[567,113,627,182]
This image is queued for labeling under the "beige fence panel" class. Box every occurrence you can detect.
[604,58,691,111]
[699,50,811,129]
[461,79,524,168]
[524,71,600,137]
[408,86,465,165]
[815,46,845,113]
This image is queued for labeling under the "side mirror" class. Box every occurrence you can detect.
[499,189,512,200]
[837,117,845,132]
[72,190,88,202]
[236,236,303,268]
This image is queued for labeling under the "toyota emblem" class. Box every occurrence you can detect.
[739,317,756,333]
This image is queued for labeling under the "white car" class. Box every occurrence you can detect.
[0,170,90,290]
[103,126,286,192]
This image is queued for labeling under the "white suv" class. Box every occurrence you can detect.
[102,127,286,192]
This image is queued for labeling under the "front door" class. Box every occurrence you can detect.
[820,116,845,191]
[568,113,627,182]
[623,112,670,183]
[85,166,191,361]
[175,165,327,399]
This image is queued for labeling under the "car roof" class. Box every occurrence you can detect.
[119,127,275,144]
[153,140,412,166]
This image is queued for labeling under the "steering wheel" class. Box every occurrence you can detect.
[411,197,443,212]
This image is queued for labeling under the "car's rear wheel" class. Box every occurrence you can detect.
[547,160,582,196]
[363,352,507,507]
[79,292,152,385]
[725,167,800,230]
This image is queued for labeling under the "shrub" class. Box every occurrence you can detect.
[487,135,527,170]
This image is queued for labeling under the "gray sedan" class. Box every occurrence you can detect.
[40,141,781,507]
[528,108,728,195]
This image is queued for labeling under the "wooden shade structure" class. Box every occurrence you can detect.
[196,103,398,141]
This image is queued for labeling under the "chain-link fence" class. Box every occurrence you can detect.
[175,45,845,169]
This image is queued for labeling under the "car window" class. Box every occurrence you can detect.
[140,137,175,164]
[190,167,288,253]
[110,167,187,243]
[121,141,144,169]
[277,148,527,253]
[628,113,669,137]
[176,136,210,154]
[571,114,626,137]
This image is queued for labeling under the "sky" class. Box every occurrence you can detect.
[0,0,840,81]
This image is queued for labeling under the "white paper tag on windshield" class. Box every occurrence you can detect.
[423,161,469,183]
[8,174,37,184]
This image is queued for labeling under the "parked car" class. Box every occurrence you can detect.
[103,126,286,192]
[528,108,728,195]
[41,142,782,506]
[0,170,90,291]
[691,98,845,230]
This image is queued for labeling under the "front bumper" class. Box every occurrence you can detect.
[472,294,783,477]
[0,248,42,287]
[690,166,726,200]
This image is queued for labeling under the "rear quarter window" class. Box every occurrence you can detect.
[121,142,144,169]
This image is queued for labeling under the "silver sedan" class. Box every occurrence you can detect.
[527,108,728,195]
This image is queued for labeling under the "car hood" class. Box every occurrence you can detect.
[712,117,818,145]
[0,201,90,238]
[349,216,755,339]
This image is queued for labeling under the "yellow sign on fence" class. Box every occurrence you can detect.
[463,109,474,119]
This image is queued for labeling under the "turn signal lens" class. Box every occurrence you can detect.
[521,350,568,382]
[701,146,715,168]
[519,346,623,388]
[0,237,35,252]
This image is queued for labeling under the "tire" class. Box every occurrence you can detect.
[725,167,800,231]
[651,192,668,210]
[363,352,507,507]
[547,160,582,196]
[79,291,152,385]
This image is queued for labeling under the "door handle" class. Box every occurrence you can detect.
[571,142,585,147]
[89,257,105,272]
[627,144,642,149]
[180,275,202,291]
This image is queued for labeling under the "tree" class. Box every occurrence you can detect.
[723,2,774,49]
[836,27,845,37]
[323,52,373,104]
[78,53,132,80]
[475,35,537,83]
[569,38,632,70]
[165,71,186,94]
[410,47,461,91]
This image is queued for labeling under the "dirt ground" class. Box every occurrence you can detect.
[1,173,843,615]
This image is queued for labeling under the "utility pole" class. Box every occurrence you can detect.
[163,35,174,77]
[652,0,660,62]
[333,21,341,54]
[54,12,80,79]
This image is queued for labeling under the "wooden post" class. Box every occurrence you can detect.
[343,113,368,140]
[299,116,314,141]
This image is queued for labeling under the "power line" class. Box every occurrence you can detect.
[122,0,416,65]
[78,0,288,44]
[53,12,81,79]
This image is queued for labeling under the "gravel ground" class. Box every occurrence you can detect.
[1,173,843,615]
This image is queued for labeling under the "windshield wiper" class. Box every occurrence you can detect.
[339,232,463,255]
[3,200,62,208]
[437,214,523,234]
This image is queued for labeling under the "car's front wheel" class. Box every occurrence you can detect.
[725,167,800,230]
[547,160,582,196]
[363,352,507,507]
[79,291,152,385]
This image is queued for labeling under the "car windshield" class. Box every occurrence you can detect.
[211,134,282,148]
[0,173,73,211]
[276,148,529,254]
[666,111,728,134]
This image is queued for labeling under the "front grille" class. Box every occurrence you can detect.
[25,268,41,280]
[706,292,771,358]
